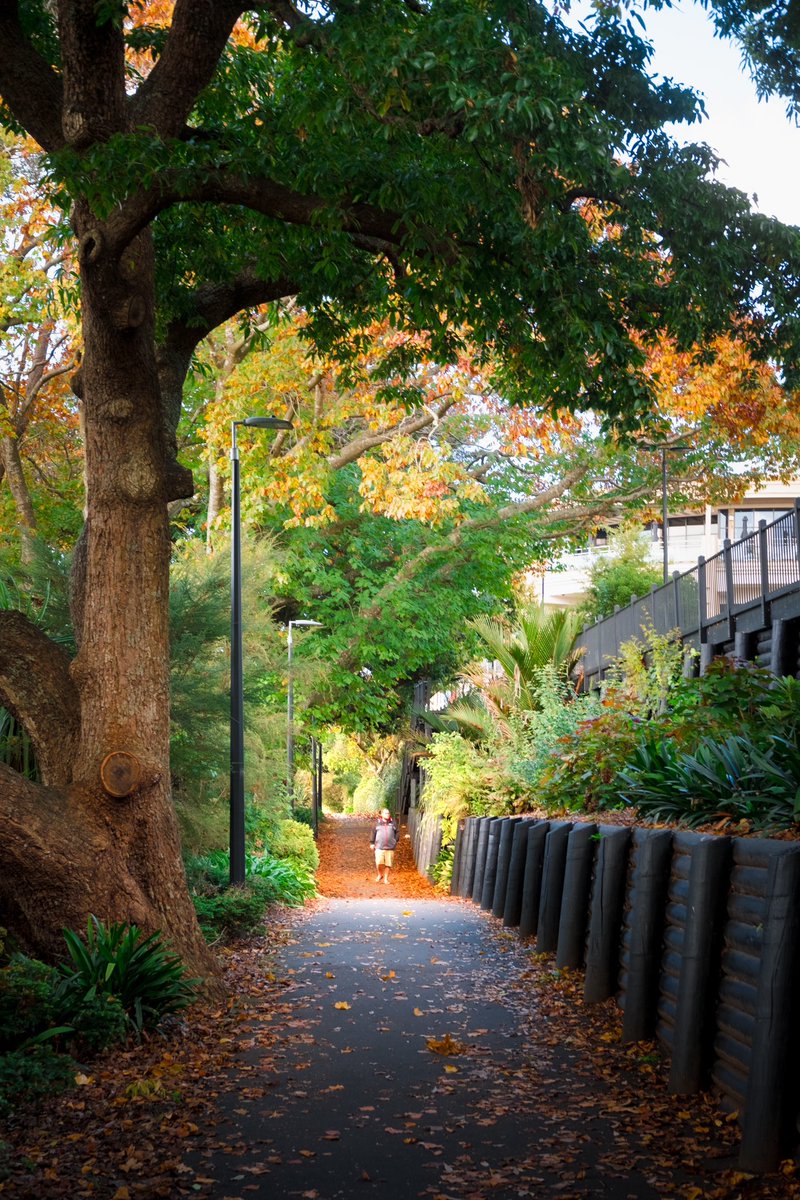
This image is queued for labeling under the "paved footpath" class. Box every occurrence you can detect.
[191,887,710,1200]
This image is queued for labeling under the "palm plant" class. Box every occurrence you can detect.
[427,606,583,741]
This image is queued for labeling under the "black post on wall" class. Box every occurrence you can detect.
[310,736,322,838]
[316,737,323,837]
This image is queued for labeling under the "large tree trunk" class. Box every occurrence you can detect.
[0,222,216,981]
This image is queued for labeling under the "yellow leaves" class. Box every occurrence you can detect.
[442,1063,459,1074]
[426,1033,466,1056]
[413,1007,425,1017]
[334,1001,351,1010]
[124,1078,168,1100]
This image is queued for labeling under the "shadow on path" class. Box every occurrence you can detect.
[189,817,770,1199]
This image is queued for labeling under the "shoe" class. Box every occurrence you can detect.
[375,875,382,882]
[382,876,389,884]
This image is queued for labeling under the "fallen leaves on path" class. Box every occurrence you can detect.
[3,816,800,1200]
[315,814,438,899]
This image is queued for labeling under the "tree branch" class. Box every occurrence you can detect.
[102,170,407,258]
[0,611,79,787]
[0,2,65,150]
[129,0,244,139]
[161,270,296,362]
[327,396,459,470]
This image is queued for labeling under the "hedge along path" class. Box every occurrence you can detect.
[188,817,799,1200]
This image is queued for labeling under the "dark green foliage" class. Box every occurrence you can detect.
[0,956,61,1052]
[58,918,199,1035]
[192,887,271,942]
[619,733,800,829]
[0,1047,76,1118]
[63,993,128,1054]
[275,470,542,732]
[0,951,130,1120]
[291,805,317,830]
[186,849,316,942]
[108,0,800,415]
[0,951,127,1056]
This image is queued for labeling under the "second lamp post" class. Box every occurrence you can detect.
[230,415,292,888]
[287,619,323,806]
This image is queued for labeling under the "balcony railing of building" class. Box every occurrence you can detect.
[577,499,800,685]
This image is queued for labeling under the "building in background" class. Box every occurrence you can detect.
[538,482,800,610]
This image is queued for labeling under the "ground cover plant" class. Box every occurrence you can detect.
[0,917,198,1120]
[186,847,317,943]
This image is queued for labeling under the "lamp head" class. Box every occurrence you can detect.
[240,416,294,430]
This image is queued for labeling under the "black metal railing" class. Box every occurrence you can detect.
[577,499,800,681]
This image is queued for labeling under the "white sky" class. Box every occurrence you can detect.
[571,0,800,226]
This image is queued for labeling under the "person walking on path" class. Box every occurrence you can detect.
[370,806,397,883]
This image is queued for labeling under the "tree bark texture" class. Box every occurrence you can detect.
[0,216,215,979]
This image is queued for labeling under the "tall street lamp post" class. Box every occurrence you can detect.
[287,619,323,806]
[230,415,292,888]
[641,442,690,585]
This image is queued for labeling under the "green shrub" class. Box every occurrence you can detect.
[620,733,800,829]
[270,818,320,873]
[58,917,199,1035]
[0,956,62,1052]
[248,852,316,905]
[581,527,663,621]
[186,848,316,941]
[64,993,128,1053]
[537,709,641,813]
[291,804,315,829]
[352,774,386,815]
[323,780,348,812]
[193,886,270,941]
[421,732,492,819]
[0,1047,76,1117]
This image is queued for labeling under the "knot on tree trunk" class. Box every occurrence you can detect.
[79,228,105,265]
[111,294,147,331]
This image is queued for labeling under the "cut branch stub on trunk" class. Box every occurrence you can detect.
[100,750,142,798]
